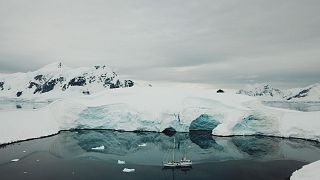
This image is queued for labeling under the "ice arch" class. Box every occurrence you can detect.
[189,114,220,131]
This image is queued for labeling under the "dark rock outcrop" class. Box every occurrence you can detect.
[82,90,90,95]
[217,89,224,93]
[0,82,4,90]
[68,77,86,87]
[287,88,311,100]
[16,91,22,97]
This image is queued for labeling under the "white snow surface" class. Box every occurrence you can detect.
[91,145,105,150]
[0,87,320,144]
[290,160,320,180]
[123,168,135,173]
[118,160,126,164]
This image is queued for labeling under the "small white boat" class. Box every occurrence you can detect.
[163,137,192,168]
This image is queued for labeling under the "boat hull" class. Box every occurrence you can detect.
[163,161,192,168]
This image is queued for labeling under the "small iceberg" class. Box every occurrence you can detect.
[123,168,135,173]
[138,143,147,147]
[91,145,105,150]
[118,160,126,164]
[11,159,19,162]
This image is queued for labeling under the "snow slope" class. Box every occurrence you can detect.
[291,160,320,180]
[0,108,59,144]
[1,87,320,144]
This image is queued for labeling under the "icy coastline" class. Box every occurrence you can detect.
[1,87,320,145]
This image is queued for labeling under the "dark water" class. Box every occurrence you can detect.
[0,98,52,110]
[262,101,320,112]
[1,130,320,180]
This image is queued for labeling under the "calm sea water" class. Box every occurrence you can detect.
[0,98,52,111]
[262,101,320,112]
[1,130,320,180]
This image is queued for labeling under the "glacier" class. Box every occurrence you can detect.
[0,86,320,145]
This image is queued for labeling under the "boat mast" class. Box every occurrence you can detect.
[173,137,175,162]
[184,146,186,160]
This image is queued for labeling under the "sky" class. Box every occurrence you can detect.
[0,0,319,88]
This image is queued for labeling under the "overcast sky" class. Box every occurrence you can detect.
[0,0,319,88]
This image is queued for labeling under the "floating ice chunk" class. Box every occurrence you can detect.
[123,168,135,173]
[118,160,126,164]
[138,143,147,147]
[11,159,19,162]
[291,160,320,180]
[91,145,105,150]
[22,150,26,153]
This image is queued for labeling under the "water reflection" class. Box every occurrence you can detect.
[189,131,223,150]
[1,130,319,180]
[0,97,51,110]
[262,101,320,112]
[45,130,320,164]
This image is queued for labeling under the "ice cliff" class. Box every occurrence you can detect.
[0,87,319,145]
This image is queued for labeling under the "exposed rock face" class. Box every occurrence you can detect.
[217,89,224,93]
[68,77,86,87]
[0,62,135,97]
[16,91,22,97]
[287,88,311,100]
[0,82,4,90]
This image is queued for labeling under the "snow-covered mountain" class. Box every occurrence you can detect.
[237,83,320,101]
[0,62,134,98]
[237,84,286,99]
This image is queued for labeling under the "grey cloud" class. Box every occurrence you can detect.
[0,0,319,88]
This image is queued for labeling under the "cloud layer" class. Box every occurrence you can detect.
[1,0,319,88]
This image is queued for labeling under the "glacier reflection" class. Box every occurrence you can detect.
[47,130,320,165]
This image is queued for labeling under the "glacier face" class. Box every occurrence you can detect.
[1,87,320,145]
[189,114,220,131]
[76,106,222,132]
[233,113,279,136]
